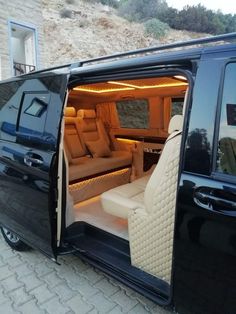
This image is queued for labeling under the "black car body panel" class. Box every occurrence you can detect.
[173,49,236,314]
[0,74,68,258]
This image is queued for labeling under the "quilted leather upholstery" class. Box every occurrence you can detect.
[128,131,181,283]
[70,168,131,203]
[168,114,183,134]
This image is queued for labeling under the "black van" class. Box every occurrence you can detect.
[0,33,236,314]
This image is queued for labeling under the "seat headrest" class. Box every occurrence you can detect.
[65,107,76,117]
[168,115,183,134]
[77,109,96,119]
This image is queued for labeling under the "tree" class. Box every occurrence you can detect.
[118,0,168,22]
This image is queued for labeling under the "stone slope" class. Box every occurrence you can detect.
[42,0,207,67]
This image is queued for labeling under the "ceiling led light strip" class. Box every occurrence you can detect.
[73,87,134,93]
[108,81,188,89]
[108,81,142,89]
[74,81,188,94]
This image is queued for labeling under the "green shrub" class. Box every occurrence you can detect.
[144,18,170,39]
[159,4,236,34]
[118,0,168,22]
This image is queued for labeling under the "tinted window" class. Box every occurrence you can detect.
[0,81,24,142]
[116,99,149,129]
[216,63,236,176]
[17,93,50,145]
[24,99,46,117]
[171,98,184,117]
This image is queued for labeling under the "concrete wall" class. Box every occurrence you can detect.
[0,0,45,80]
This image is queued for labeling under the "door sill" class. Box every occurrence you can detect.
[64,222,171,306]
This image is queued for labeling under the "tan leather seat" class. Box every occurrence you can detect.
[64,107,87,165]
[101,115,183,283]
[69,151,132,181]
[77,109,110,146]
[64,108,132,182]
[101,175,150,219]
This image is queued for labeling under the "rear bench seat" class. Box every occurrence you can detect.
[69,152,132,181]
[64,107,132,182]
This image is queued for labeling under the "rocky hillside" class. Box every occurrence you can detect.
[42,0,207,67]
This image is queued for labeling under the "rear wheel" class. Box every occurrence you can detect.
[1,227,30,251]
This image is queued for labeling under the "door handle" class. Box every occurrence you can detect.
[24,153,44,167]
[194,189,236,211]
[194,191,213,210]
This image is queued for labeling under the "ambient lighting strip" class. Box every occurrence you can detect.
[108,81,188,89]
[73,81,188,94]
[69,168,130,190]
[108,81,143,89]
[73,87,135,93]
[116,138,139,144]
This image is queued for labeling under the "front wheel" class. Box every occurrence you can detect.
[1,227,30,251]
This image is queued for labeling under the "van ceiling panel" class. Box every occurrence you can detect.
[72,77,188,94]
[69,76,188,105]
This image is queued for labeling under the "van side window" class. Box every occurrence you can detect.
[24,98,47,117]
[116,99,149,129]
[17,93,50,145]
[171,98,184,117]
[0,81,24,142]
[216,63,236,176]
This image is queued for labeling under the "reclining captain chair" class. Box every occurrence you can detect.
[128,114,183,283]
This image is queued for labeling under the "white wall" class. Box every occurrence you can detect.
[24,33,36,66]
[11,37,25,64]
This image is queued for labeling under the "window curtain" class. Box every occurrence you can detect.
[96,102,120,129]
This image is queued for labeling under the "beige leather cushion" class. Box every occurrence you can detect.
[77,109,96,119]
[65,124,86,160]
[132,175,150,189]
[86,138,112,158]
[69,151,132,181]
[101,175,150,219]
[101,188,140,219]
[79,118,99,143]
[168,114,183,134]
[65,107,76,117]
[78,109,111,146]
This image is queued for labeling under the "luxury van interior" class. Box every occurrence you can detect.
[62,75,188,289]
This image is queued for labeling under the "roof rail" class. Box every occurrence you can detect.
[17,32,236,77]
[78,32,236,66]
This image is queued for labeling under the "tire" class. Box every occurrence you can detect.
[0,227,30,251]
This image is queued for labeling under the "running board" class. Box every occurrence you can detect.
[65,222,171,306]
